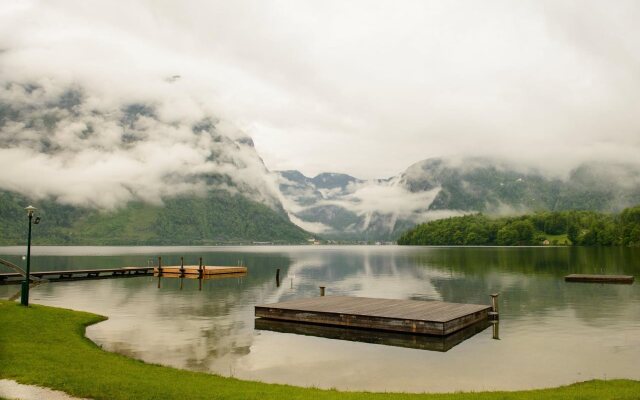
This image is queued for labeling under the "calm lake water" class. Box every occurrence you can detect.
[1,245,639,393]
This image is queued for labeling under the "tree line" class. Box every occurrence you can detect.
[397,205,640,246]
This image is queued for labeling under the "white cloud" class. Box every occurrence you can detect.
[0,80,280,209]
[1,0,639,202]
[321,181,439,219]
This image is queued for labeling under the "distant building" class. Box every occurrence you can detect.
[542,239,550,245]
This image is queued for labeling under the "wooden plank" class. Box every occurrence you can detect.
[154,272,247,280]
[0,267,153,278]
[0,267,154,285]
[565,274,634,284]
[154,266,247,275]
[255,296,492,336]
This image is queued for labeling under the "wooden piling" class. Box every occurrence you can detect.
[490,293,499,313]
[492,321,500,340]
[319,286,326,296]
[489,293,499,320]
[157,257,162,276]
[198,257,203,291]
[179,257,185,278]
[276,268,281,287]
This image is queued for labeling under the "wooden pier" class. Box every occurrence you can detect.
[0,267,153,285]
[565,274,634,284]
[153,265,247,277]
[255,296,492,336]
[255,318,490,352]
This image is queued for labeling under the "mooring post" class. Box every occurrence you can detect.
[489,293,500,320]
[319,286,326,296]
[199,257,203,279]
[492,320,500,340]
[180,256,185,278]
[157,256,162,276]
[276,268,280,287]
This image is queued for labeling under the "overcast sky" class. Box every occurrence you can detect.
[2,0,640,179]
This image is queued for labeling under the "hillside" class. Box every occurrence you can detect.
[0,189,309,245]
[0,81,311,245]
[397,206,640,246]
[278,158,640,241]
[401,158,640,212]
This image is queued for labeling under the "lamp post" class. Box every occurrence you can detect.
[21,205,38,306]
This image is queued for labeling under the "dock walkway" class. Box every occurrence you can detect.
[255,296,491,336]
[154,265,247,277]
[0,267,153,285]
[565,274,634,284]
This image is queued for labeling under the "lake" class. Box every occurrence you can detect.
[1,245,639,393]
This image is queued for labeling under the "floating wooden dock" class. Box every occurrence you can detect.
[565,274,634,284]
[255,296,492,336]
[153,265,247,277]
[0,267,153,285]
[255,317,490,352]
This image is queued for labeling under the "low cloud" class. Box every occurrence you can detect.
[0,82,280,209]
[321,180,439,220]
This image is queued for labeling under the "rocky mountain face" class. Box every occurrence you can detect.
[277,158,640,241]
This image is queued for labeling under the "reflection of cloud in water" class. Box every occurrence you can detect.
[319,253,456,300]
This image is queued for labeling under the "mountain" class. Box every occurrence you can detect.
[3,83,640,244]
[0,189,309,245]
[401,158,640,212]
[277,158,640,241]
[0,81,310,245]
[277,170,434,241]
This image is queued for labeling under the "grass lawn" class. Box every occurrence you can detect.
[543,233,571,245]
[1,300,639,400]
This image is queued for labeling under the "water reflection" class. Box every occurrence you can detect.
[255,318,492,352]
[0,246,639,392]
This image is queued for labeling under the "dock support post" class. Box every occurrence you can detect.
[319,286,326,296]
[489,293,499,320]
[198,257,203,291]
[157,257,163,276]
[180,257,185,278]
[276,268,280,287]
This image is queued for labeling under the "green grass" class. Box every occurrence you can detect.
[544,233,571,245]
[1,301,639,400]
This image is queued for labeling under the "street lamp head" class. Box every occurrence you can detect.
[24,205,37,216]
